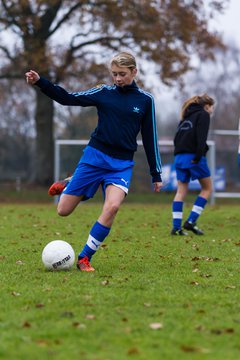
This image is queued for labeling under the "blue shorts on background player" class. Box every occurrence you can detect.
[171,94,215,236]
[26,52,163,271]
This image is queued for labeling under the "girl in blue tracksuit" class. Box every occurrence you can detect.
[26,52,163,271]
[171,94,215,236]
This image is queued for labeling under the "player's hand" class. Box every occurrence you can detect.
[25,70,40,85]
[153,182,163,193]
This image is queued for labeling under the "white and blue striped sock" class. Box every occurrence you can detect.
[172,201,183,230]
[79,221,110,260]
[187,196,207,224]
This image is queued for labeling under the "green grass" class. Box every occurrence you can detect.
[0,199,240,359]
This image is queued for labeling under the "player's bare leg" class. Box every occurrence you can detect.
[77,185,126,271]
[98,185,126,228]
[57,194,84,216]
[198,176,212,200]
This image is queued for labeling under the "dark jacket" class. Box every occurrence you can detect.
[174,103,210,162]
[35,77,162,183]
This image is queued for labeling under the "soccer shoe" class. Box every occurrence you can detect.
[76,256,95,272]
[183,221,204,235]
[48,176,72,196]
[171,228,188,236]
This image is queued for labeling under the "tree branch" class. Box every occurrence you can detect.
[0,45,15,62]
[47,2,82,38]
[46,1,114,38]
[1,0,24,31]
[0,73,23,79]
[36,0,63,40]
[70,34,132,52]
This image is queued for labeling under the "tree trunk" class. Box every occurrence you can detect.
[35,89,54,186]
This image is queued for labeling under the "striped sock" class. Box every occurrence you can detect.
[172,201,183,230]
[187,196,207,224]
[78,221,110,260]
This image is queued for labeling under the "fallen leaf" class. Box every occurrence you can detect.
[72,322,86,329]
[195,325,205,331]
[36,303,45,308]
[225,285,236,289]
[127,347,140,355]
[196,309,205,314]
[200,274,212,278]
[181,345,210,353]
[22,321,31,328]
[144,303,151,307]
[192,244,199,250]
[101,280,109,286]
[225,328,234,333]
[12,291,21,296]
[85,314,96,320]
[16,260,24,265]
[149,322,163,330]
[35,339,49,347]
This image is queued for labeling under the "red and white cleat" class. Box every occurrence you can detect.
[76,256,95,272]
[48,177,72,196]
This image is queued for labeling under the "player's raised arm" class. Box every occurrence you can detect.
[25,70,40,85]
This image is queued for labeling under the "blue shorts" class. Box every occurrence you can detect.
[63,162,133,201]
[174,154,210,183]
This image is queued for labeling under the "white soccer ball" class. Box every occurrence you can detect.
[42,240,75,271]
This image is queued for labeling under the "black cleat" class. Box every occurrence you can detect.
[183,221,204,235]
[171,228,188,236]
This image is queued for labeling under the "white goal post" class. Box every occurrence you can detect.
[54,139,218,204]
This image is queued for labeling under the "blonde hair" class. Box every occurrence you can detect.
[181,94,215,120]
[111,52,137,70]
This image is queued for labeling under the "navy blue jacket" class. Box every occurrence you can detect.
[36,77,162,182]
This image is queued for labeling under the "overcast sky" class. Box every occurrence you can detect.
[212,0,240,47]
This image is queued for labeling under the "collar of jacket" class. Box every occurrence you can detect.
[115,80,138,93]
[185,103,204,117]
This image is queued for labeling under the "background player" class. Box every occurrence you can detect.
[171,94,215,236]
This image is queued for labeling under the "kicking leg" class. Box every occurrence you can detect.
[57,194,84,217]
[77,185,126,271]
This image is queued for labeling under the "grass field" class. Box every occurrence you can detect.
[0,192,240,359]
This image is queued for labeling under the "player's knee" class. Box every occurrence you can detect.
[107,202,120,217]
[57,205,70,217]
[201,187,212,200]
